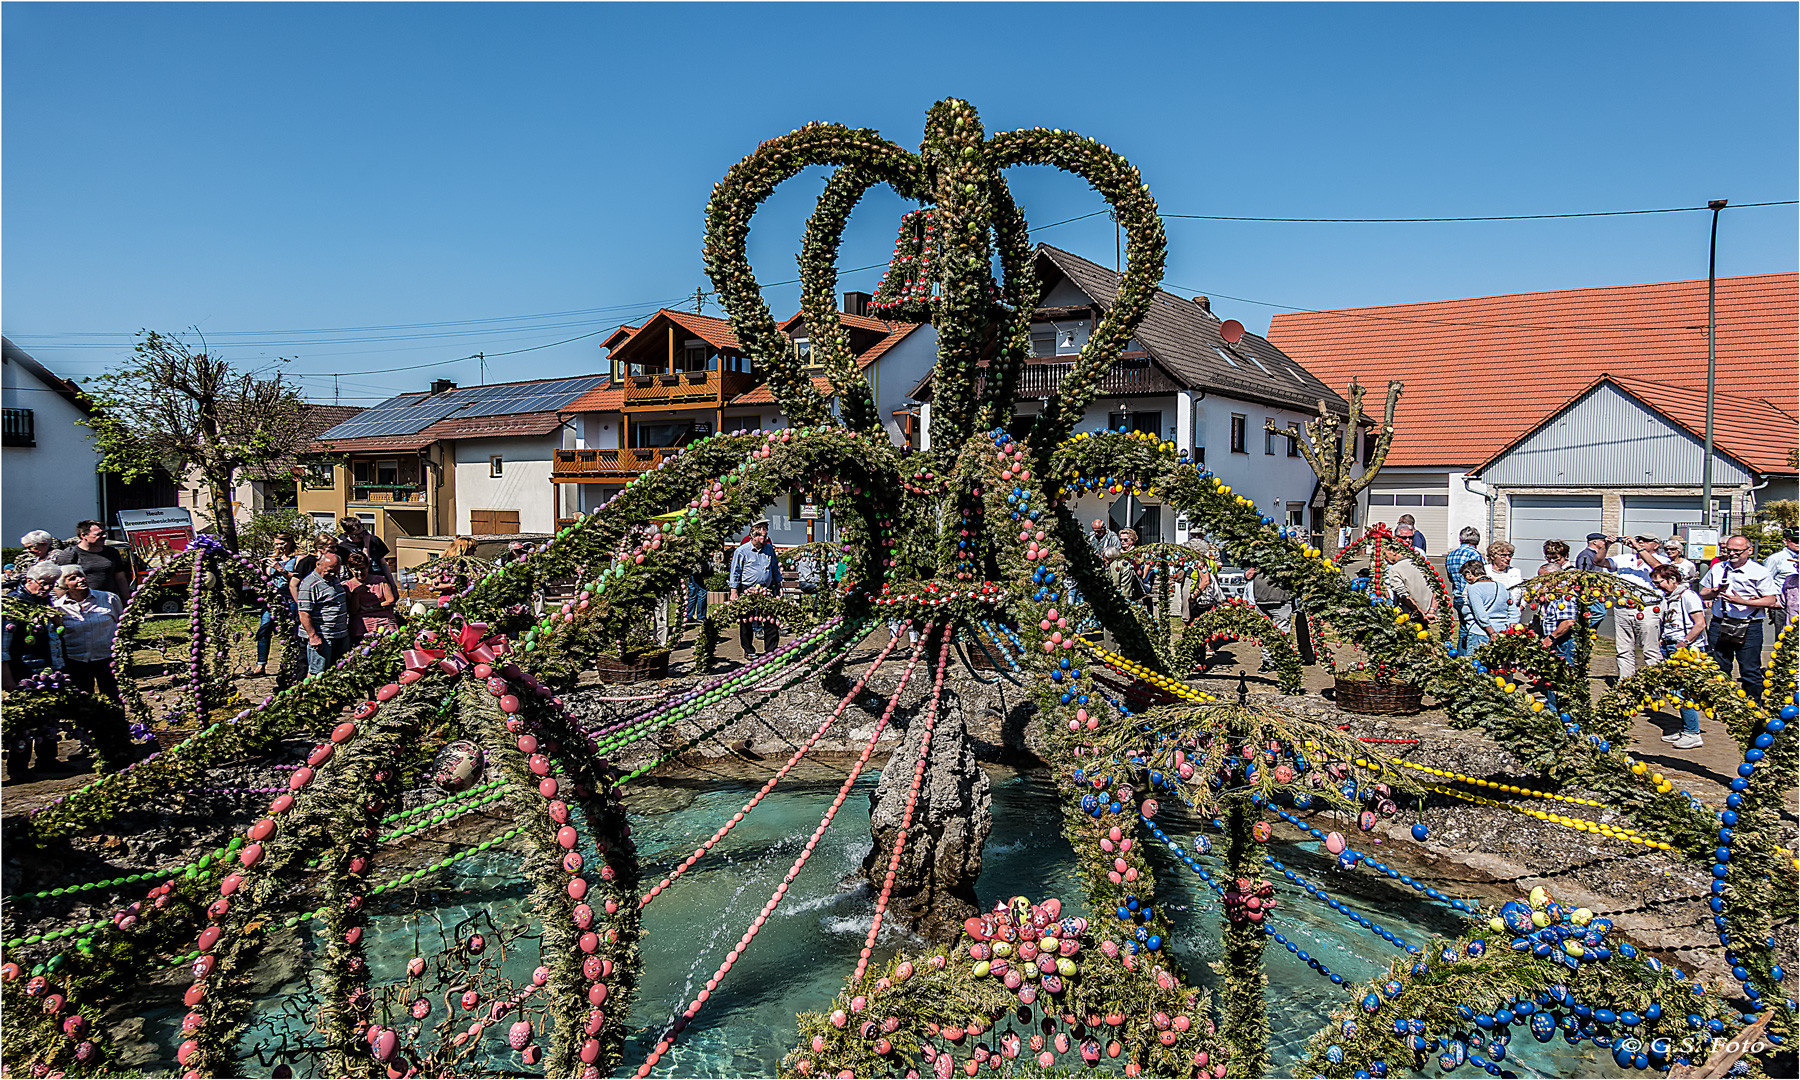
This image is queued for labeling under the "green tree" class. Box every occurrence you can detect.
[80,331,313,550]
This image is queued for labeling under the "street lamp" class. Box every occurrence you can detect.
[1704,198,1727,531]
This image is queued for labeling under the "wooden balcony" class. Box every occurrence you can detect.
[976,355,1180,400]
[552,448,670,482]
[350,485,427,505]
[622,369,758,410]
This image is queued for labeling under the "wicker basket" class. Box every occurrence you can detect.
[592,649,670,685]
[961,637,1001,670]
[1333,676,1424,716]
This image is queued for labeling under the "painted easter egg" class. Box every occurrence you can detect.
[433,740,484,792]
[1325,832,1346,854]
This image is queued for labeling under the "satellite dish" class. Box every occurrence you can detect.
[1220,319,1245,345]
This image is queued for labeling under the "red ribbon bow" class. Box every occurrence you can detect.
[402,618,504,680]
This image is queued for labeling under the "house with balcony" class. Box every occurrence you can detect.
[303,374,607,558]
[911,245,1349,545]
[552,299,934,544]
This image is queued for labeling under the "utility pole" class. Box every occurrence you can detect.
[477,352,487,385]
[691,286,708,314]
[1704,198,1727,530]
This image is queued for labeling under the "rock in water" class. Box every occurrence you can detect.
[859,697,992,940]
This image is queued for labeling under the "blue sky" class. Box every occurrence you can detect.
[5,2,1794,404]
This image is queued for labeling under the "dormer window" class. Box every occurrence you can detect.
[1030,328,1055,357]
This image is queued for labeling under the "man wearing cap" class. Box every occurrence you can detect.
[1573,532,1614,628]
[1697,535,1780,699]
[1610,535,1668,682]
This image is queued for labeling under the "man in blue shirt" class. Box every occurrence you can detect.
[1443,527,1483,649]
[729,522,783,658]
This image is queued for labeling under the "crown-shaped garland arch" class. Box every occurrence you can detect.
[2,99,1792,1080]
[703,97,1167,453]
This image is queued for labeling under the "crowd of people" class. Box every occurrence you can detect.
[1424,524,1798,751]
[3,516,415,776]
[1080,511,1795,754]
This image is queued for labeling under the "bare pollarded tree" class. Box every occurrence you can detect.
[80,330,313,550]
[1266,379,1403,541]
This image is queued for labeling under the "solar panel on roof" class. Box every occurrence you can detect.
[314,376,606,440]
[317,395,460,440]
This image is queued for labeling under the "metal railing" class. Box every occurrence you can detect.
[2,408,35,447]
[980,357,1180,400]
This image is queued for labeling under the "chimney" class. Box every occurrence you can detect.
[843,291,871,317]
[1192,296,1211,314]
[430,379,457,396]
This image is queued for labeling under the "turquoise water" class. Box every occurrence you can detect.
[619,767,1087,1078]
[211,766,1625,1078]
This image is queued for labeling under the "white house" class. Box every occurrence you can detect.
[2,337,106,544]
[912,246,1349,545]
[1269,274,1799,554]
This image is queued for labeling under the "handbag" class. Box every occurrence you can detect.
[1714,615,1752,650]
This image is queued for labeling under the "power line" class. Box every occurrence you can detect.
[15,198,1791,350]
[14,295,693,341]
[1163,280,1735,334]
[1158,199,1797,224]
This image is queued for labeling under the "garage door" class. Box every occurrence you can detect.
[1621,495,1729,541]
[1507,495,1602,565]
[1366,479,1450,552]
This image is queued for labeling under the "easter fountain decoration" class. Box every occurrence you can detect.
[2,99,1795,1079]
[110,532,307,742]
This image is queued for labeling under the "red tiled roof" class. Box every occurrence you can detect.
[777,309,917,338]
[301,404,366,437]
[607,310,742,356]
[311,411,564,453]
[850,322,923,368]
[565,383,625,413]
[1266,274,1798,469]
[730,377,834,408]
